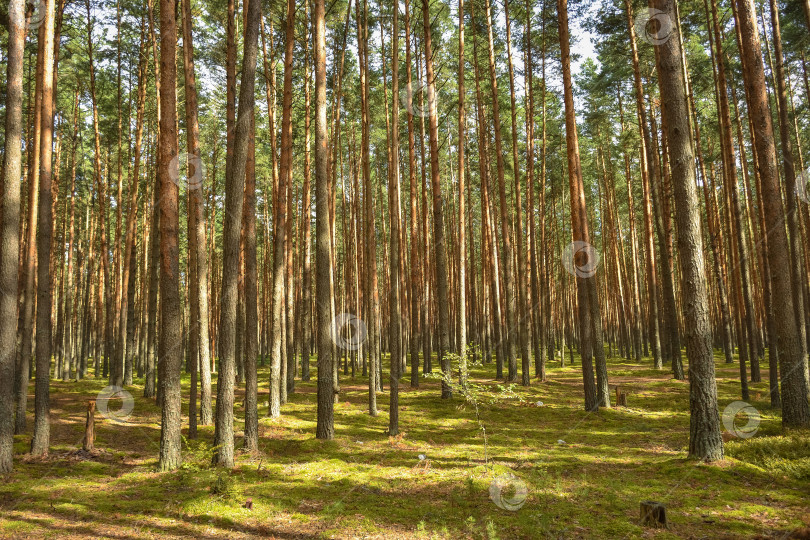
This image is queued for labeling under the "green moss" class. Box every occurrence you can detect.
[0,353,807,538]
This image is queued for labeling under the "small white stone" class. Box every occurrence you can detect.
[557,439,566,445]
[418,454,426,461]
[536,401,544,407]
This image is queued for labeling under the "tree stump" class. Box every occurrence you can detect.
[82,400,95,452]
[615,386,628,407]
[640,501,667,528]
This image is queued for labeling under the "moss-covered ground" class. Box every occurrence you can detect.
[1,352,808,538]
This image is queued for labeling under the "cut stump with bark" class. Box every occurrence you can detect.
[616,386,628,407]
[640,501,667,528]
[82,400,95,452]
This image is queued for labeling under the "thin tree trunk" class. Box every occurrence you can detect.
[314,0,335,440]
[423,0,452,399]
[30,0,57,457]
[484,0,518,383]
[559,0,603,410]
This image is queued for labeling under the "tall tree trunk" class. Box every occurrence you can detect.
[405,0,421,389]
[388,0,402,436]
[243,105,259,450]
[30,0,57,457]
[0,0,27,473]
[484,0,518,383]
[558,0,605,410]
[181,0,213,426]
[653,0,724,461]
[214,0,261,467]
[457,0,467,369]
[624,0,662,370]
[86,0,113,385]
[301,0,313,381]
[156,0,184,472]
[269,0,295,420]
[423,0,452,399]
[769,0,809,395]
[116,25,148,389]
[734,0,810,428]
[16,7,45,436]
[504,0,531,386]
[357,0,379,415]
[314,0,335,439]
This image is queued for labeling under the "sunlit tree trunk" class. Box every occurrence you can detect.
[156,0,184,472]
[388,0,402,436]
[457,0,467,369]
[314,0,335,439]
[558,0,606,410]
[214,0,261,466]
[181,0,212,427]
[504,0,531,386]
[653,0,723,461]
[484,0,518,383]
[423,0,451,398]
[30,0,57,457]
[404,0,421,388]
[734,0,810,428]
[768,0,809,394]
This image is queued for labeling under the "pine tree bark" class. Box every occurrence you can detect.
[243,107,259,451]
[16,9,44,435]
[624,0,663,370]
[116,25,148,390]
[388,1,402,436]
[0,0,27,473]
[357,0,379,414]
[301,4,313,381]
[423,0,451,398]
[30,0,57,457]
[653,0,723,461]
[268,0,295,420]
[214,0,261,466]
[768,0,809,395]
[181,0,212,426]
[504,0,531,386]
[405,0,421,389]
[314,0,335,439]
[156,0,184,472]
[734,0,810,428]
[457,0,467,369]
[484,0,518,383]
[559,0,604,410]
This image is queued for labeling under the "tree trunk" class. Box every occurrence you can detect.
[734,0,810,428]
[181,0,212,426]
[768,0,809,397]
[423,0,452,399]
[653,0,724,461]
[314,0,335,440]
[484,0,518,383]
[30,0,57,457]
[558,0,603,410]
[0,0,27,473]
[156,0,184,472]
[388,1,402,437]
[214,0,261,466]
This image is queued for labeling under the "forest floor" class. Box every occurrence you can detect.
[1,351,809,539]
